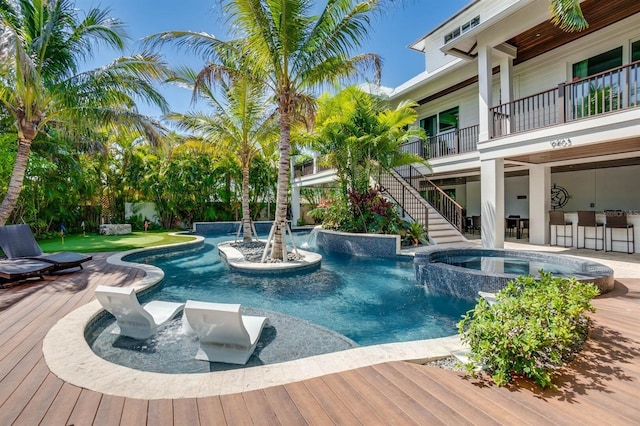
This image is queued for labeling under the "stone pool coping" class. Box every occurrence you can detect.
[218,241,322,273]
[43,235,465,399]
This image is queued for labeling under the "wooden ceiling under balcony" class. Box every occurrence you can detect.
[509,0,640,65]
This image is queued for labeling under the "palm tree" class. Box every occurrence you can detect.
[147,0,381,259]
[0,0,171,225]
[550,0,588,32]
[167,67,277,241]
[309,86,426,195]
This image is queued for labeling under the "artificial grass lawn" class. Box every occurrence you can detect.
[37,230,196,253]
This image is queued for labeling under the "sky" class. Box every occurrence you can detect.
[74,0,470,118]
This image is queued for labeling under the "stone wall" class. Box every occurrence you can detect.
[99,224,132,235]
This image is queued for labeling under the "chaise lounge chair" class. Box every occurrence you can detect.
[0,224,92,271]
[183,300,269,364]
[0,258,54,285]
[95,285,185,339]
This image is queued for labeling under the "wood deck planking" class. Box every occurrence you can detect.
[282,381,335,425]
[218,393,254,425]
[300,376,364,425]
[352,363,450,425]
[259,385,308,425]
[336,368,421,425]
[66,389,102,426]
[11,372,64,426]
[40,382,83,426]
[120,398,149,426]
[0,354,51,425]
[195,396,227,425]
[319,373,391,424]
[240,389,281,425]
[374,362,492,426]
[173,398,200,426]
[147,399,173,426]
[93,394,125,426]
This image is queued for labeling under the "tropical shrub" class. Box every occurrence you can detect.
[458,271,599,389]
[403,222,428,246]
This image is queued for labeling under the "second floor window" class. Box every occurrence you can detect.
[420,106,459,137]
[572,47,623,80]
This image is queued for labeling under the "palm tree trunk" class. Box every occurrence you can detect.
[270,108,292,260]
[242,164,252,242]
[0,138,32,225]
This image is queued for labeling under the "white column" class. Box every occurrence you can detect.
[478,43,493,142]
[481,158,504,248]
[499,55,513,134]
[291,185,301,225]
[529,165,551,245]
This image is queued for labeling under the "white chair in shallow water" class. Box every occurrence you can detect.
[95,285,185,339]
[183,300,269,365]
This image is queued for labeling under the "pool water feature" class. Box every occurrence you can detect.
[87,233,474,373]
[415,247,614,301]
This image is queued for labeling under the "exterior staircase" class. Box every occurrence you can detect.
[379,167,467,245]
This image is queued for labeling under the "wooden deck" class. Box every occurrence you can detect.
[1,253,639,425]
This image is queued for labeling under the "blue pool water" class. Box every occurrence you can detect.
[435,255,579,275]
[87,233,476,373]
[126,234,473,346]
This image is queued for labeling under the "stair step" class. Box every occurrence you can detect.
[432,236,467,244]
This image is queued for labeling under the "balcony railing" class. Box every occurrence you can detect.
[293,160,332,178]
[401,124,479,160]
[491,60,640,137]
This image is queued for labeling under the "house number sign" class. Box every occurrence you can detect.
[550,138,572,148]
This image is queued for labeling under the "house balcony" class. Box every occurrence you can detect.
[491,60,640,139]
[402,125,479,160]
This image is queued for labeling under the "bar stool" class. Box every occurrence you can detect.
[549,210,572,247]
[577,210,604,250]
[605,210,635,254]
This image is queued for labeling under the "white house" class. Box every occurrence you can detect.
[292,0,640,253]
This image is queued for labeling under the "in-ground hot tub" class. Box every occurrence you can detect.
[414,248,614,302]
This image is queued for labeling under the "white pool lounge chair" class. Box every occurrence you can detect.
[95,285,184,339]
[183,300,269,364]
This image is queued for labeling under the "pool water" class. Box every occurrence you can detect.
[124,234,473,346]
[435,255,579,275]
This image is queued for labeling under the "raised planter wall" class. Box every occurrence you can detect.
[315,229,401,257]
[192,221,277,235]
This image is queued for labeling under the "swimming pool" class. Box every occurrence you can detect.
[87,233,474,372]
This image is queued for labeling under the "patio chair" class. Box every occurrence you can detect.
[95,285,185,340]
[0,258,54,285]
[471,215,481,235]
[549,210,572,247]
[605,210,635,254]
[182,300,269,364]
[0,224,92,271]
[577,211,604,251]
[505,215,519,237]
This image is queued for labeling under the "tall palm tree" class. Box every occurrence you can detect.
[148,0,381,259]
[550,0,588,32]
[167,67,278,241]
[0,0,171,225]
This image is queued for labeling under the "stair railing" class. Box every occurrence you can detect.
[393,165,464,233]
[378,169,429,230]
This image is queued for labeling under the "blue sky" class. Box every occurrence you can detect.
[74,0,469,117]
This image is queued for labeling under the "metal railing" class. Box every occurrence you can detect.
[293,160,332,177]
[401,125,479,160]
[491,60,640,137]
[378,168,429,230]
[393,165,464,233]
